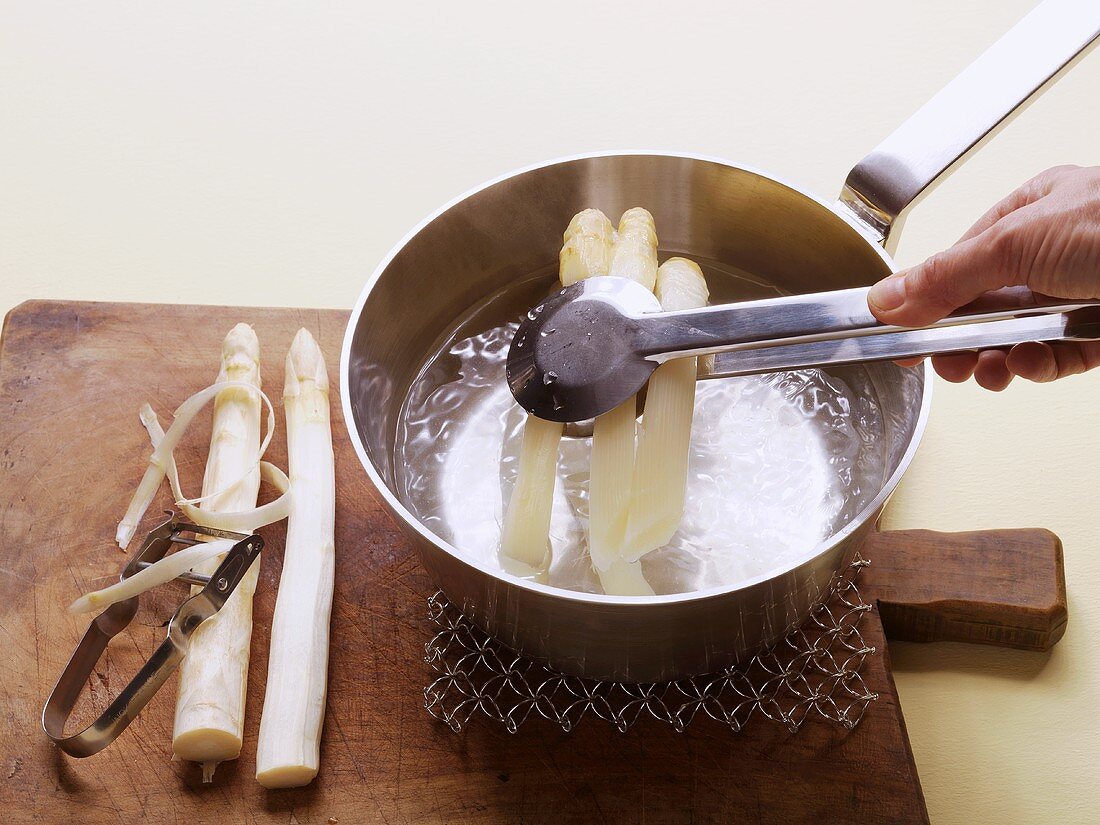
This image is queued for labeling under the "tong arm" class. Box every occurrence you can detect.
[640,285,1100,362]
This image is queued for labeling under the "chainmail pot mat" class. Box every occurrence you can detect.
[423,556,878,734]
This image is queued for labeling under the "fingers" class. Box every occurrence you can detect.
[870,166,1090,329]
[954,166,1071,243]
[931,352,978,383]
[867,237,1007,327]
[902,340,1100,388]
[956,183,1039,243]
[1006,340,1100,382]
[973,350,1013,391]
[868,200,1048,327]
[1005,341,1058,382]
[933,340,1100,390]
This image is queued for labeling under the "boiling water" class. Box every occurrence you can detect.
[395,268,887,596]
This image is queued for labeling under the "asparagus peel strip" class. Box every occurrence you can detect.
[256,328,336,789]
[140,402,291,535]
[115,374,290,547]
[68,538,236,614]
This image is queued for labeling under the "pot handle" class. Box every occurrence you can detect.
[861,528,1067,651]
[839,0,1100,252]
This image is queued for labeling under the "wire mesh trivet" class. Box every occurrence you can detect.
[424,556,878,734]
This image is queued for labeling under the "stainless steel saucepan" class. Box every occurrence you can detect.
[342,1,1100,682]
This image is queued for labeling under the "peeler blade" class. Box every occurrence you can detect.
[42,516,263,757]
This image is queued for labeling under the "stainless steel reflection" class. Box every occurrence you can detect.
[341,1,1100,682]
[708,307,1100,380]
[508,275,1100,422]
[840,0,1100,248]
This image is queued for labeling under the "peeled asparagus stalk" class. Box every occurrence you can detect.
[256,328,336,789]
[137,399,291,535]
[622,258,709,562]
[172,324,263,781]
[498,415,562,576]
[116,380,288,547]
[587,398,636,571]
[588,208,658,595]
[499,208,614,576]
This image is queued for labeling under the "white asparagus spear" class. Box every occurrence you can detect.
[499,209,614,576]
[587,208,658,595]
[256,328,336,788]
[559,208,614,287]
[622,258,709,562]
[116,378,288,547]
[172,324,263,781]
[498,415,562,576]
[607,207,658,291]
[587,398,636,572]
[596,557,655,597]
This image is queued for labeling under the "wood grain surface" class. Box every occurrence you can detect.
[0,300,1064,824]
[863,529,1068,652]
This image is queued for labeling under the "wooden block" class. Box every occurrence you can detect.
[862,528,1068,651]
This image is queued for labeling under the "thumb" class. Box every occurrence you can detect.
[867,229,1025,327]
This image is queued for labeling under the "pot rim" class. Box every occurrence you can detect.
[340,149,934,607]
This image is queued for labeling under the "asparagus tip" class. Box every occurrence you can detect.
[285,328,329,395]
[223,323,260,361]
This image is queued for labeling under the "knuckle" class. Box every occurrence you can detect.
[984,222,1024,282]
[913,251,959,307]
[1047,163,1080,178]
[1040,164,1081,188]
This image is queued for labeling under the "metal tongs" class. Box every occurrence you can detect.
[507,276,1100,423]
[42,516,263,757]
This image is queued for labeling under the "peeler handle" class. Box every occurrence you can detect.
[42,530,263,757]
[43,623,186,758]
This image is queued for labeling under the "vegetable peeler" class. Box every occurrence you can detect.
[507,276,1100,423]
[42,515,263,757]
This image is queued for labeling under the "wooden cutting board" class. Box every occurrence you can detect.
[0,300,1067,824]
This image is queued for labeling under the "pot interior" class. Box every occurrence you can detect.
[344,154,927,596]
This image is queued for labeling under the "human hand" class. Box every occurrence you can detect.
[867,165,1100,390]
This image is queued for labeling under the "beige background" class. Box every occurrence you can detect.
[2,1,1098,822]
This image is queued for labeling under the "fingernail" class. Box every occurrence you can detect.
[868,275,906,312]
